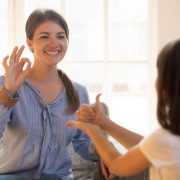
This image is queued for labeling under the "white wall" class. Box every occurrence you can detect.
[158,0,180,50]
[148,0,180,132]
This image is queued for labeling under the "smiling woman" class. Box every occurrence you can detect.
[0,9,99,180]
[26,21,68,68]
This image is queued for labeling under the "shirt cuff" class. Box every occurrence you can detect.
[0,87,19,109]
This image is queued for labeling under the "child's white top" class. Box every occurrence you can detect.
[139,127,180,180]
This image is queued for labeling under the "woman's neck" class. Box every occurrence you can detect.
[27,66,63,104]
[28,65,59,83]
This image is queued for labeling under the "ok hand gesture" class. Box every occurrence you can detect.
[2,46,31,96]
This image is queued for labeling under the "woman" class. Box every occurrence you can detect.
[0,9,98,180]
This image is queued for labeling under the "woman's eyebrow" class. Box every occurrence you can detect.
[38,32,49,35]
[38,32,66,35]
[57,32,66,35]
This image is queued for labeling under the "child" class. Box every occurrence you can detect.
[67,39,180,180]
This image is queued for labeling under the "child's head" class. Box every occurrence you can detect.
[157,39,180,135]
[25,8,69,41]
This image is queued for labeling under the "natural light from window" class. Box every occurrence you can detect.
[0,1,153,149]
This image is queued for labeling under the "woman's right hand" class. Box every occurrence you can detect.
[2,46,31,96]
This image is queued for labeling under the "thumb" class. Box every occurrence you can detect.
[22,58,31,76]
[95,93,101,108]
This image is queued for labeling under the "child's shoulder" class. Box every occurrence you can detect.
[140,127,180,151]
[139,127,180,170]
[153,128,180,140]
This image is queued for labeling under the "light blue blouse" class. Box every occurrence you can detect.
[0,76,98,180]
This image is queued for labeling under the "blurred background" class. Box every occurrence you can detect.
[0,0,180,148]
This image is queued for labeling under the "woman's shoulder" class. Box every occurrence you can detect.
[72,81,87,92]
[72,81,89,104]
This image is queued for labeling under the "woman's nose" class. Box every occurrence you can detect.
[48,37,59,46]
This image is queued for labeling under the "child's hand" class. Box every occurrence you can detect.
[66,121,101,134]
[76,104,95,122]
[76,94,109,129]
[93,94,110,129]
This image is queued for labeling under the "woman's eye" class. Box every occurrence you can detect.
[58,35,65,39]
[40,36,48,39]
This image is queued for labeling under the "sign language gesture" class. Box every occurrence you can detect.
[75,94,109,128]
[2,46,31,96]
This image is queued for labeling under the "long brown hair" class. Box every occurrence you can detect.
[58,70,80,114]
[157,39,180,135]
[26,9,79,114]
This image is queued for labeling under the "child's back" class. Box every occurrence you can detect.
[139,128,180,179]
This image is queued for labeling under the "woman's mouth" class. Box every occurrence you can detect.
[44,50,60,56]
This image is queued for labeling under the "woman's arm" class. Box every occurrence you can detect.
[0,77,19,138]
[0,46,31,138]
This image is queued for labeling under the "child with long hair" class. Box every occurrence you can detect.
[67,39,180,180]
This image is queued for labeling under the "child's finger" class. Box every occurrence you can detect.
[66,121,76,127]
[95,94,102,109]
[76,112,94,122]
[66,121,85,131]
[96,93,101,103]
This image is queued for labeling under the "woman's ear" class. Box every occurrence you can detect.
[26,38,34,53]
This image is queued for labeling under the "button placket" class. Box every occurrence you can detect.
[38,107,51,175]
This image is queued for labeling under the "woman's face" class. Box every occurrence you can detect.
[27,20,68,67]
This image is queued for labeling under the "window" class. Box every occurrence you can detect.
[66,0,104,61]
[0,0,9,74]
[0,1,154,140]
[62,0,150,136]
[108,0,148,61]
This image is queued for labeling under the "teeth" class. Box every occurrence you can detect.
[45,50,59,55]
